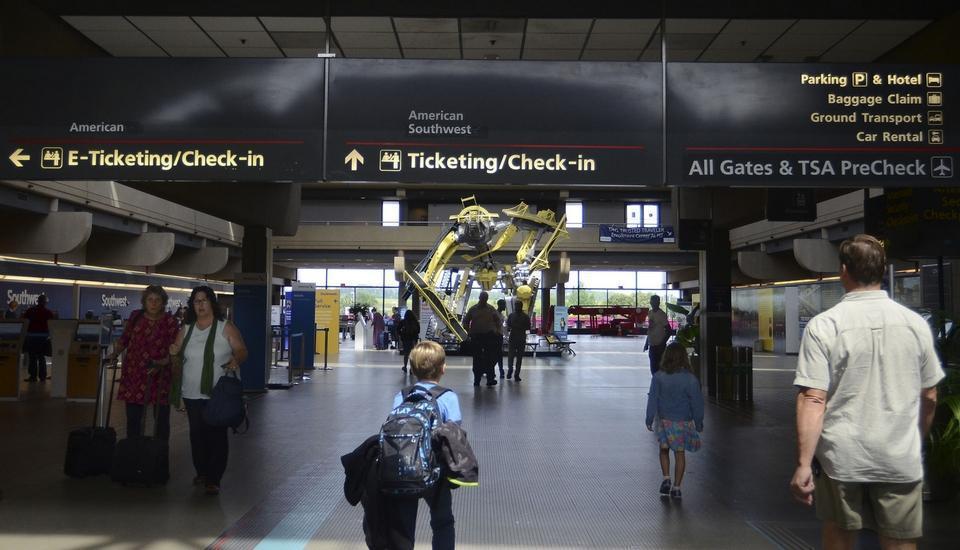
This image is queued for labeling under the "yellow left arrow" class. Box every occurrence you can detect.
[9,148,30,168]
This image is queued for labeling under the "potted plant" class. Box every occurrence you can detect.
[925,366,960,501]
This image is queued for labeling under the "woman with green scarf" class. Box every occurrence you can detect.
[169,286,247,496]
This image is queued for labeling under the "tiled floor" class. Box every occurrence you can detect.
[0,335,957,549]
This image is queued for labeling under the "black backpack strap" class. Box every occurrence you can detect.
[402,384,449,402]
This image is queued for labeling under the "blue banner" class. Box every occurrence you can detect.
[599,225,675,244]
[2,282,73,318]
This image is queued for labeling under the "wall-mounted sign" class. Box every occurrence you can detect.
[864,187,960,258]
[599,225,675,244]
[668,64,956,186]
[0,59,324,181]
[1,282,72,318]
[327,60,662,185]
[766,189,818,221]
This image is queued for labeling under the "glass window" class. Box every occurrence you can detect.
[637,271,666,289]
[328,269,384,287]
[297,268,327,286]
[643,203,660,227]
[626,204,642,228]
[579,271,636,289]
[565,201,583,229]
[382,200,400,227]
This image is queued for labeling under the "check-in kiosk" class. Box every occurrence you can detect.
[66,322,103,402]
[0,321,27,401]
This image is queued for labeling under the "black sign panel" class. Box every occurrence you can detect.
[766,189,817,221]
[668,64,957,187]
[864,188,960,259]
[1,59,324,181]
[326,60,661,185]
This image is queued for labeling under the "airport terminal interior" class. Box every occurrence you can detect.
[1,1,960,549]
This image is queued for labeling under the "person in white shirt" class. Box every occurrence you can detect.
[644,295,670,374]
[790,234,944,549]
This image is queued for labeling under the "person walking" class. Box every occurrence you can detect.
[790,234,944,549]
[21,294,56,382]
[644,295,669,375]
[372,308,386,350]
[169,286,248,496]
[645,342,704,499]
[108,286,179,440]
[463,291,501,387]
[495,299,507,379]
[399,310,420,373]
[506,302,531,381]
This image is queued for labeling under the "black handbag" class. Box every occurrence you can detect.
[202,370,248,433]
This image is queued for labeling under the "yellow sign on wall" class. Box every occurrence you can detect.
[316,289,340,356]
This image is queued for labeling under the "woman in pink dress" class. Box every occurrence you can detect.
[108,285,180,440]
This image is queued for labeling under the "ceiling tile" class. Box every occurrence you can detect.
[272,32,328,49]
[208,30,276,49]
[526,19,592,33]
[667,49,705,62]
[789,19,863,35]
[857,19,930,35]
[397,32,459,49]
[61,16,134,31]
[522,49,582,60]
[698,49,763,62]
[460,18,524,33]
[259,17,326,32]
[524,33,586,50]
[342,48,402,59]
[193,17,263,32]
[722,19,796,35]
[830,33,905,52]
[81,30,166,56]
[592,19,659,34]
[639,48,662,61]
[462,33,523,49]
[282,48,333,58]
[331,17,393,33]
[709,32,780,51]
[335,32,398,49]
[394,18,458,33]
[766,33,844,54]
[763,54,813,62]
[143,30,216,49]
[221,46,282,57]
[462,48,521,60]
[820,49,882,63]
[126,16,199,31]
[164,46,226,58]
[586,33,649,49]
[665,18,728,34]
[581,49,640,61]
[402,49,461,59]
[665,33,715,50]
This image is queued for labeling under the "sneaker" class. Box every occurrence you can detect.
[205,483,220,496]
[659,478,671,495]
[506,370,513,379]
[514,376,522,382]
[670,488,682,499]
[486,379,498,386]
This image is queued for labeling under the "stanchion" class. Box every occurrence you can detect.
[292,332,309,382]
[317,327,331,371]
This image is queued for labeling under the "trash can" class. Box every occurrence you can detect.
[714,346,753,401]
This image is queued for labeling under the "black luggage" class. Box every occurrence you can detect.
[64,352,117,478]
[110,370,170,486]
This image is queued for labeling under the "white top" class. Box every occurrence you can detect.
[647,308,669,346]
[181,320,234,400]
[794,290,944,482]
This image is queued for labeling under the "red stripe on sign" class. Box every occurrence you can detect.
[345,141,645,150]
[685,146,960,153]
[11,138,305,145]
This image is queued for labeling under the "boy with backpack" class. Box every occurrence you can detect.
[381,340,461,550]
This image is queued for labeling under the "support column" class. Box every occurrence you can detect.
[233,226,273,393]
[540,286,551,334]
[700,229,732,397]
[557,283,566,306]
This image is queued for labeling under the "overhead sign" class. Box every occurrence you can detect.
[1,59,324,181]
[599,225,675,244]
[326,59,662,185]
[766,189,818,221]
[864,187,960,258]
[668,64,956,186]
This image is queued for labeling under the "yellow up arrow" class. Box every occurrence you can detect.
[9,148,30,168]
[344,149,364,171]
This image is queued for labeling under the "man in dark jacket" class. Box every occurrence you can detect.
[462,291,501,386]
[506,303,531,381]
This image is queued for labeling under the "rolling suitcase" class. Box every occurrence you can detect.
[64,352,117,478]
[110,371,170,486]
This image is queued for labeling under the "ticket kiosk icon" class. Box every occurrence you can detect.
[379,150,402,172]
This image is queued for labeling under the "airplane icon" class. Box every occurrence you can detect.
[931,156,953,178]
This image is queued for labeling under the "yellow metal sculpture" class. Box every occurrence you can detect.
[402,196,567,342]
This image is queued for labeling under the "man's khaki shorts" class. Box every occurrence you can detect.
[814,473,923,540]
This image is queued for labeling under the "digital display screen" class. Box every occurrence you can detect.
[75,323,101,343]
